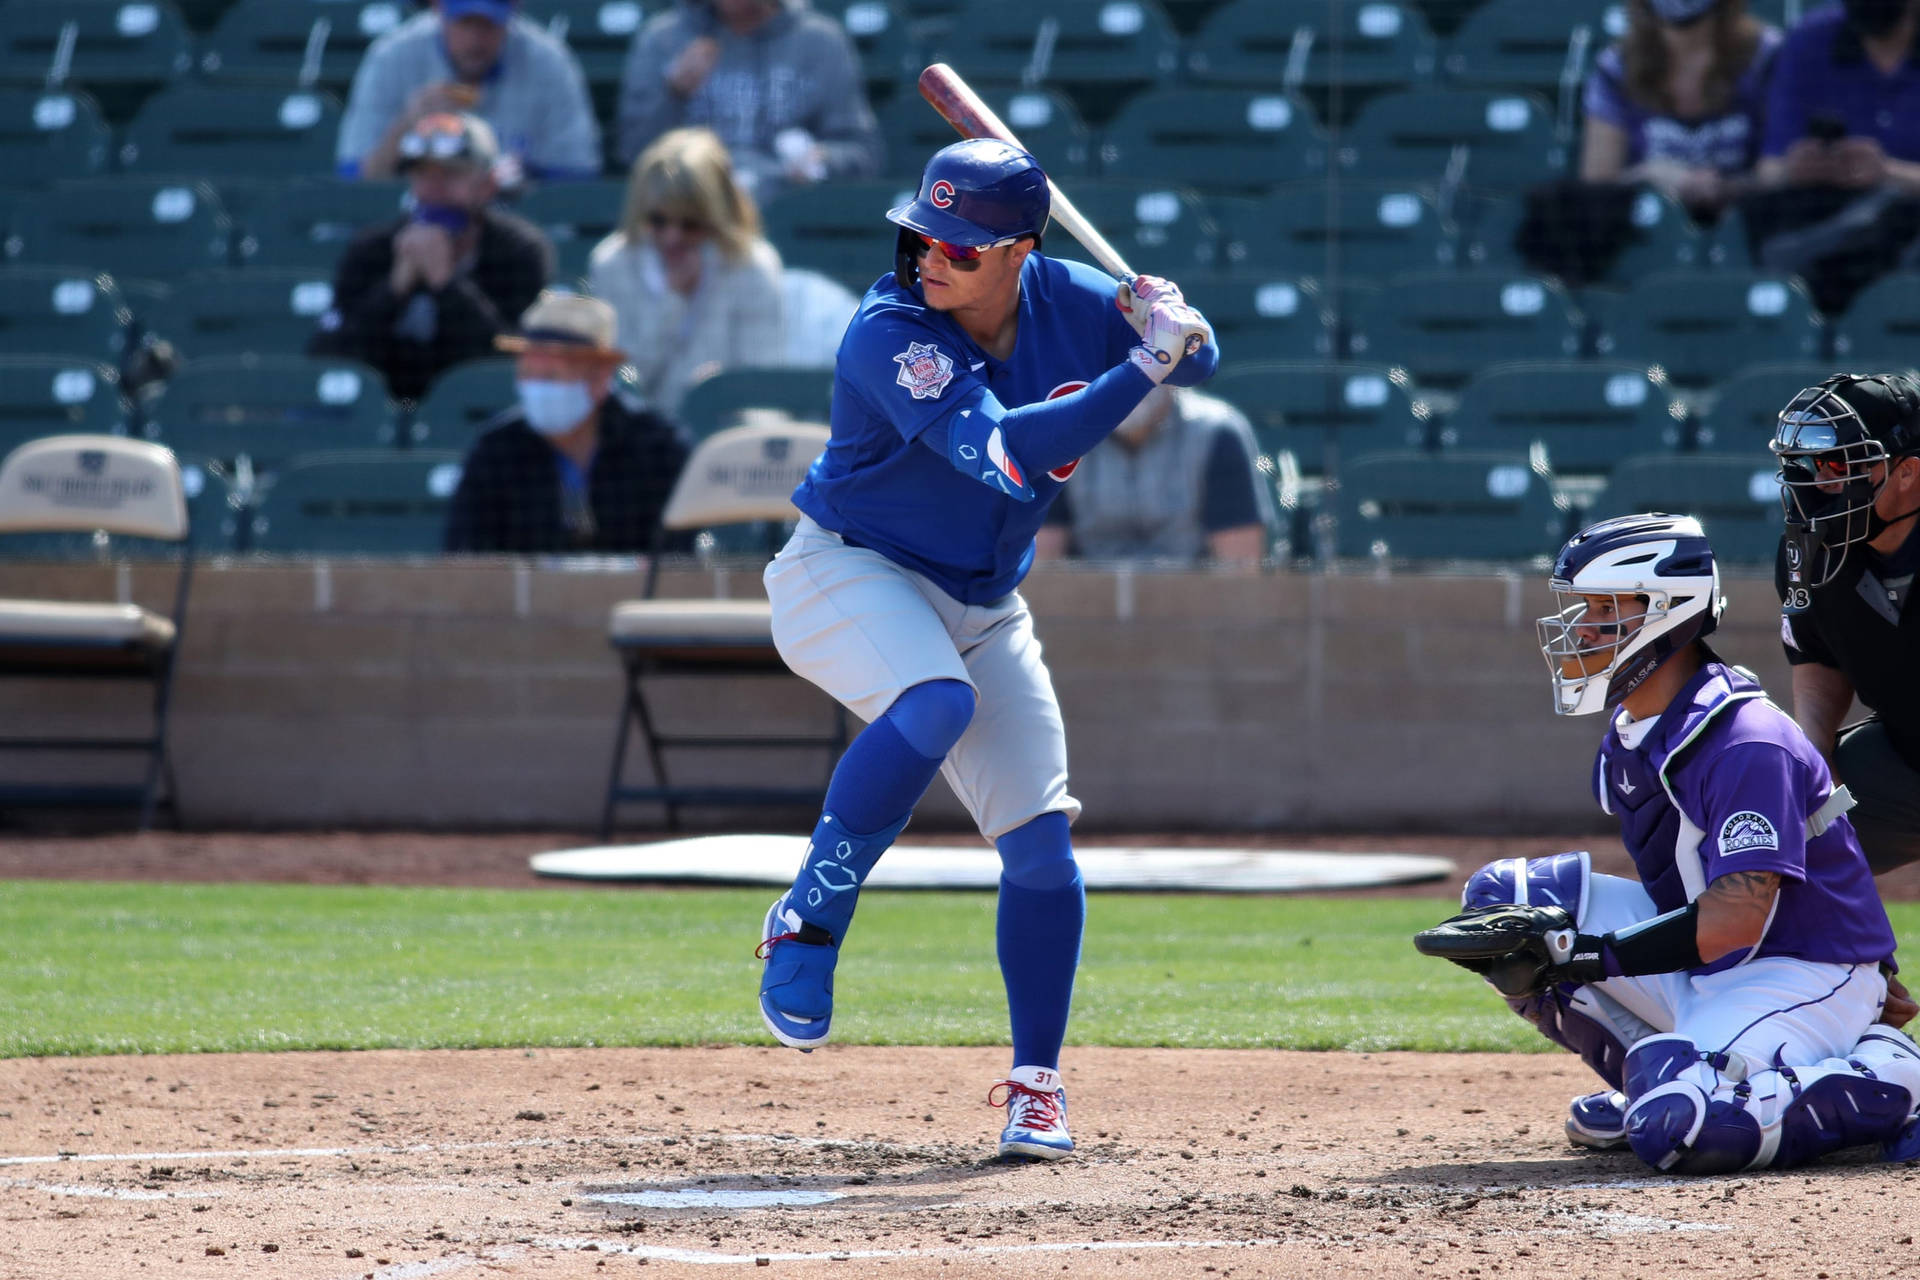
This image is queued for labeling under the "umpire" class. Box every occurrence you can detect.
[1772,372,1920,875]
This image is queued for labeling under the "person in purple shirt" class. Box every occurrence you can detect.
[1759,0,1920,191]
[1439,513,1920,1175]
[1582,0,1782,216]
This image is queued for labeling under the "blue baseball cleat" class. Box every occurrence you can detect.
[1883,1112,1920,1163]
[991,1066,1074,1160]
[756,894,837,1051]
[1566,1090,1630,1150]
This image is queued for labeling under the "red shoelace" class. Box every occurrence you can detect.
[987,1081,1064,1131]
[754,931,799,961]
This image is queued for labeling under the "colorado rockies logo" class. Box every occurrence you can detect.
[930,179,956,208]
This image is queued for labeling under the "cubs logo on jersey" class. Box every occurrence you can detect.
[894,341,955,400]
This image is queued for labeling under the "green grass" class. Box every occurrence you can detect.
[5,880,1915,1059]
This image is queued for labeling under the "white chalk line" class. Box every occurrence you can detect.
[0,1131,865,1169]
[2,1177,225,1202]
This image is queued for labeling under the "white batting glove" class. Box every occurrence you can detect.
[1115,274,1185,337]
[1127,298,1211,384]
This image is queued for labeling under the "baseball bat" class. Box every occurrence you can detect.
[916,63,1136,283]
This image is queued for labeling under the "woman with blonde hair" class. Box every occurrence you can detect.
[589,126,784,414]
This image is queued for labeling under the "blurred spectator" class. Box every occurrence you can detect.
[445,290,692,553]
[588,127,784,415]
[1745,0,1920,310]
[311,113,553,401]
[337,0,601,182]
[1032,387,1274,566]
[616,0,881,199]
[1581,0,1782,216]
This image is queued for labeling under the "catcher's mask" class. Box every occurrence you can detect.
[1536,513,1722,717]
[1772,372,1920,608]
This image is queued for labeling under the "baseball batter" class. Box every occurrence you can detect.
[1416,514,1920,1174]
[753,138,1218,1160]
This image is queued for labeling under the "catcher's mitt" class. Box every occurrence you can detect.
[1413,903,1579,999]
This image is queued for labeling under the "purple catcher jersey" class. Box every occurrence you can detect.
[792,252,1218,604]
[1594,662,1895,974]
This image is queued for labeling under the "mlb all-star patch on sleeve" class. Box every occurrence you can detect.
[840,316,985,444]
[1694,741,1809,885]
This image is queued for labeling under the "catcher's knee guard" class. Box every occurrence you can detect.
[1509,985,1632,1091]
[1767,1026,1920,1169]
[1623,1035,1762,1175]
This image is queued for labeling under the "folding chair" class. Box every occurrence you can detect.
[601,419,845,834]
[119,84,342,178]
[0,87,113,184]
[0,435,193,828]
[1096,88,1327,193]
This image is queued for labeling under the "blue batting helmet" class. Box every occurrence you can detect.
[888,139,1049,289]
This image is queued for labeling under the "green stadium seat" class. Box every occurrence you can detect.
[512,179,630,279]
[118,85,342,178]
[1179,273,1339,363]
[144,355,394,466]
[761,180,913,294]
[7,179,233,281]
[1041,182,1221,275]
[882,87,1092,180]
[1442,0,1624,92]
[1188,0,1438,90]
[1342,87,1565,188]
[1208,361,1425,473]
[239,178,409,270]
[1450,189,1522,270]
[1347,271,1580,390]
[0,87,113,184]
[0,2,195,119]
[1096,88,1326,193]
[524,0,647,108]
[933,0,1182,123]
[0,357,129,453]
[143,269,335,363]
[1596,271,1823,389]
[677,366,835,439]
[1607,187,1705,282]
[1335,448,1567,560]
[247,449,465,554]
[1833,273,1920,370]
[1217,183,1448,278]
[1597,452,1782,564]
[173,0,244,30]
[410,358,518,452]
[0,269,133,366]
[1439,361,1683,474]
[836,1,919,103]
[200,0,410,87]
[1694,362,1835,454]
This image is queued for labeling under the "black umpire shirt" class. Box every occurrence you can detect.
[1776,525,1920,773]
[443,392,693,554]
[309,207,553,401]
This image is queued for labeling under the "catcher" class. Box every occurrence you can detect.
[1416,513,1920,1174]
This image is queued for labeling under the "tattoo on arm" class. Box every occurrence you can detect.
[1709,870,1781,907]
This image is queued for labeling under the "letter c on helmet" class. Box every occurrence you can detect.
[930,179,956,208]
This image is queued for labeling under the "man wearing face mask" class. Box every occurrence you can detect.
[312,112,553,402]
[443,290,691,554]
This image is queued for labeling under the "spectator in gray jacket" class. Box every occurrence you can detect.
[337,0,602,182]
[617,0,881,199]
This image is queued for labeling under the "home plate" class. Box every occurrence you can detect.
[530,837,1454,892]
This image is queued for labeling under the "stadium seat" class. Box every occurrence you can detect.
[1606,187,1705,282]
[1334,448,1568,560]
[0,87,113,184]
[1208,361,1425,473]
[0,1,195,119]
[677,367,836,440]
[1449,188,1523,270]
[1342,87,1565,188]
[1439,361,1683,474]
[0,269,133,367]
[601,419,844,833]
[1346,271,1581,390]
[884,86,1091,180]
[1597,271,1823,388]
[1217,183,1448,278]
[512,179,630,279]
[836,0,919,103]
[1693,362,1833,454]
[246,450,465,554]
[0,358,130,457]
[761,180,912,294]
[240,179,410,270]
[933,0,1182,122]
[522,0,647,94]
[142,269,335,363]
[118,84,342,177]
[143,355,394,467]
[1178,274,1339,363]
[6,179,233,281]
[200,0,410,87]
[1039,182,1221,275]
[1188,0,1438,91]
[1442,0,1624,92]
[1597,452,1782,564]
[175,0,245,29]
[1097,88,1327,192]
[0,435,194,827]
[409,358,518,453]
[1832,273,1920,369]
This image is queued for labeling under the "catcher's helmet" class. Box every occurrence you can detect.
[1536,513,1723,717]
[1771,372,1920,606]
[888,139,1049,290]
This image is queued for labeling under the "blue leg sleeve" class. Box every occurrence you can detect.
[995,812,1084,1071]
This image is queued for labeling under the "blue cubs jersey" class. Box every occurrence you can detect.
[791,252,1217,604]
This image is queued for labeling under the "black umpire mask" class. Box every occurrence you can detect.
[1843,0,1915,38]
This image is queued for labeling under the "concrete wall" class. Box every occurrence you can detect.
[0,558,1797,832]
